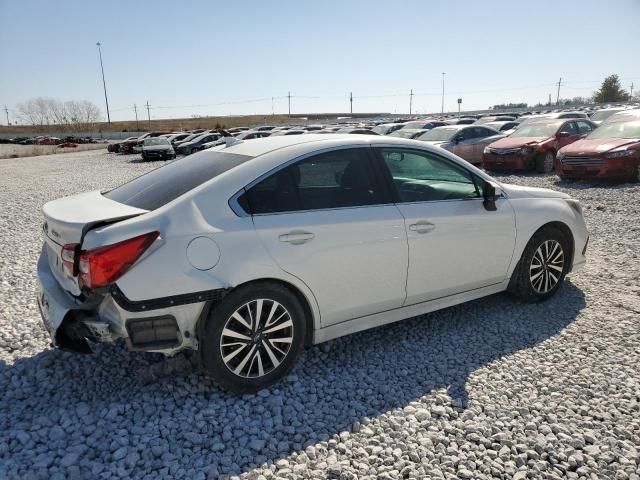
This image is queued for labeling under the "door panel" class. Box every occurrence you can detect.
[376,147,517,305]
[451,140,475,162]
[253,206,408,326]
[557,122,581,149]
[396,198,516,304]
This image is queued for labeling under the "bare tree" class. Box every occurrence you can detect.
[15,97,102,132]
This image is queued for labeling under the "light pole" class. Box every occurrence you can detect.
[96,42,111,125]
[441,72,446,114]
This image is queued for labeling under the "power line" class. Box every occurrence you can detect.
[133,104,139,130]
[145,100,151,128]
[409,89,413,115]
[556,77,562,105]
[96,42,111,125]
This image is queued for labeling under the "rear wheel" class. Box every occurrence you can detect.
[631,163,640,183]
[509,227,570,302]
[201,282,306,393]
[535,151,555,173]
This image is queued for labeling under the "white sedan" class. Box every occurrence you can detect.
[36,134,588,392]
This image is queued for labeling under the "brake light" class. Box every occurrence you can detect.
[79,231,159,289]
[61,243,79,275]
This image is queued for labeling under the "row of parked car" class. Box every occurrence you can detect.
[1,135,107,146]
[108,105,640,182]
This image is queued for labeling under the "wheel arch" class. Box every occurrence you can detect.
[198,277,317,348]
[509,220,575,286]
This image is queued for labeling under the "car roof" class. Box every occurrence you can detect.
[208,133,438,158]
[527,119,566,126]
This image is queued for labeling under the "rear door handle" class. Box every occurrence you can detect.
[409,221,436,234]
[279,232,315,244]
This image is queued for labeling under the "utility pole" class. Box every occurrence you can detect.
[4,105,9,126]
[441,72,446,114]
[409,89,413,115]
[350,91,353,114]
[133,104,139,130]
[96,42,111,125]
[556,77,562,105]
[145,101,151,128]
[287,91,291,118]
[630,82,635,99]
[271,97,274,116]
[548,93,552,106]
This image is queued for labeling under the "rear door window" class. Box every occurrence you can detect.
[104,151,253,210]
[244,148,387,214]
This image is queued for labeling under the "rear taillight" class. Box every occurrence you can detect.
[61,243,79,275]
[79,231,159,289]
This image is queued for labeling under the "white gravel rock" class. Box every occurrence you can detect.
[0,153,639,479]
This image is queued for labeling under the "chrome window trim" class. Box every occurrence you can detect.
[227,142,509,217]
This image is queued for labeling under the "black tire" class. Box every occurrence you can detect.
[631,164,640,183]
[535,151,555,173]
[200,282,306,393]
[508,227,570,303]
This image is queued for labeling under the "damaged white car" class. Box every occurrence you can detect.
[36,134,588,392]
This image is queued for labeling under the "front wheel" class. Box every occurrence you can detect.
[201,282,306,393]
[509,227,570,302]
[535,151,555,173]
[631,164,640,183]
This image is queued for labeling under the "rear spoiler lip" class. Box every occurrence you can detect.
[42,190,149,246]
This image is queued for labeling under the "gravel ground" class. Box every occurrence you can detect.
[0,150,638,480]
[0,144,107,160]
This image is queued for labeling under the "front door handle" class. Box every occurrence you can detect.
[279,232,315,245]
[409,221,436,234]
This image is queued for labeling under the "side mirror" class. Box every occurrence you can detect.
[558,131,571,138]
[482,181,502,211]
[453,137,461,145]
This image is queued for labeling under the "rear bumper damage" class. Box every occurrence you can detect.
[36,245,207,354]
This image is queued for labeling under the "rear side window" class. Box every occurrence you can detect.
[104,151,253,210]
[245,148,386,214]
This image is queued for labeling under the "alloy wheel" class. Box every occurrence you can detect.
[544,152,555,172]
[219,299,294,378]
[529,239,564,293]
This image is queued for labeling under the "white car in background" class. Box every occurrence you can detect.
[36,134,588,392]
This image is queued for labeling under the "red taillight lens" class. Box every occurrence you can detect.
[61,243,79,275]
[79,231,159,289]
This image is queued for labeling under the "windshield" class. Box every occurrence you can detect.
[402,121,429,129]
[587,121,640,140]
[417,127,457,141]
[144,137,169,146]
[390,129,421,138]
[104,151,253,210]
[510,122,560,138]
[371,125,389,135]
[590,109,624,122]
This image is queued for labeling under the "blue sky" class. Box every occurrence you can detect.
[1,0,639,122]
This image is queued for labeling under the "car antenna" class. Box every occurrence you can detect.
[216,128,243,147]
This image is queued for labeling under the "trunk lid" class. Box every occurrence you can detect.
[42,190,148,294]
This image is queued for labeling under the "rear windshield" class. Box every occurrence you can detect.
[104,150,253,210]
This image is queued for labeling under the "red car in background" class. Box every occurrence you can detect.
[557,120,640,182]
[483,119,597,173]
